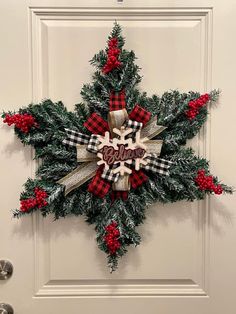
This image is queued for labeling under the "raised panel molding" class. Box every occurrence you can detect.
[35,279,206,297]
[30,6,212,297]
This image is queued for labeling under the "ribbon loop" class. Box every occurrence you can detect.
[129,104,151,126]
[125,119,143,133]
[130,170,148,189]
[88,167,111,198]
[84,113,109,136]
[112,173,130,191]
[108,109,128,137]
[109,90,126,111]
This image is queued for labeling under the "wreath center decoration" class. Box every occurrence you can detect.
[2,23,232,271]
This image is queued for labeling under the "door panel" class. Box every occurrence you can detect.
[1,1,236,314]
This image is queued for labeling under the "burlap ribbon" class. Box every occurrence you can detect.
[57,162,97,195]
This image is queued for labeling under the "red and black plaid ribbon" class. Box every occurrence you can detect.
[111,191,128,203]
[109,90,126,111]
[129,169,148,189]
[129,104,151,126]
[84,112,109,136]
[88,167,111,198]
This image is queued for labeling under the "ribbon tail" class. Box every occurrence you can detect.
[62,129,90,146]
[141,116,166,139]
[144,154,173,175]
[57,162,98,195]
[76,144,98,162]
[145,140,163,155]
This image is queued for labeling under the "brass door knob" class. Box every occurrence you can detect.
[0,303,14,314]
[0,261,13,280]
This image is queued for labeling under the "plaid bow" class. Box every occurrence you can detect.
[63,129,90,146]
[144,154,173,175]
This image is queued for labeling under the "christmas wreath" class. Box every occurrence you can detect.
[2,23,233,271]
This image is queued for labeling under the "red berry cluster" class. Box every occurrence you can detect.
[186,93,210,120]
[20,187,48,212]
[195,170,223,194]
[3,113,37,133]
[102,38,121,74]
[104,221,121,255]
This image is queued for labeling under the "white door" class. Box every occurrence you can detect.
[1,1,236,313]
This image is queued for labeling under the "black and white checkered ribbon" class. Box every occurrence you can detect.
[102,153,172,182]
[63,129,90,146]
[143,154,172,175]
[63,118,141,149]
[63,129,100,153]
[124,119,143,133]
[87,134,100,153]
[101,167,120,182]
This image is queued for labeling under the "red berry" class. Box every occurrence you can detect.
[213,185,223,195]
[20,187,48,212]
[104,221,121,255]
[195,170,222,195]
[3,113,37,133]
[186,93,210,120]
[102,37,121,74]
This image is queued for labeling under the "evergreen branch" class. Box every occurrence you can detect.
[37,161,76,181]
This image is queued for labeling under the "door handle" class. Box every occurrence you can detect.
[0,261,13,280]
[0,303,14,314]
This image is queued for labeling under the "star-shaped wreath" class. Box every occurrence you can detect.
[2,23,233,271]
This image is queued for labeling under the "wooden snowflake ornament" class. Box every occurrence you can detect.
[97,126,151,176]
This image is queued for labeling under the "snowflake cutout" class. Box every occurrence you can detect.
[97,126,148,176]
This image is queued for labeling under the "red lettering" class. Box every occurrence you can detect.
[101,145,146,166]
